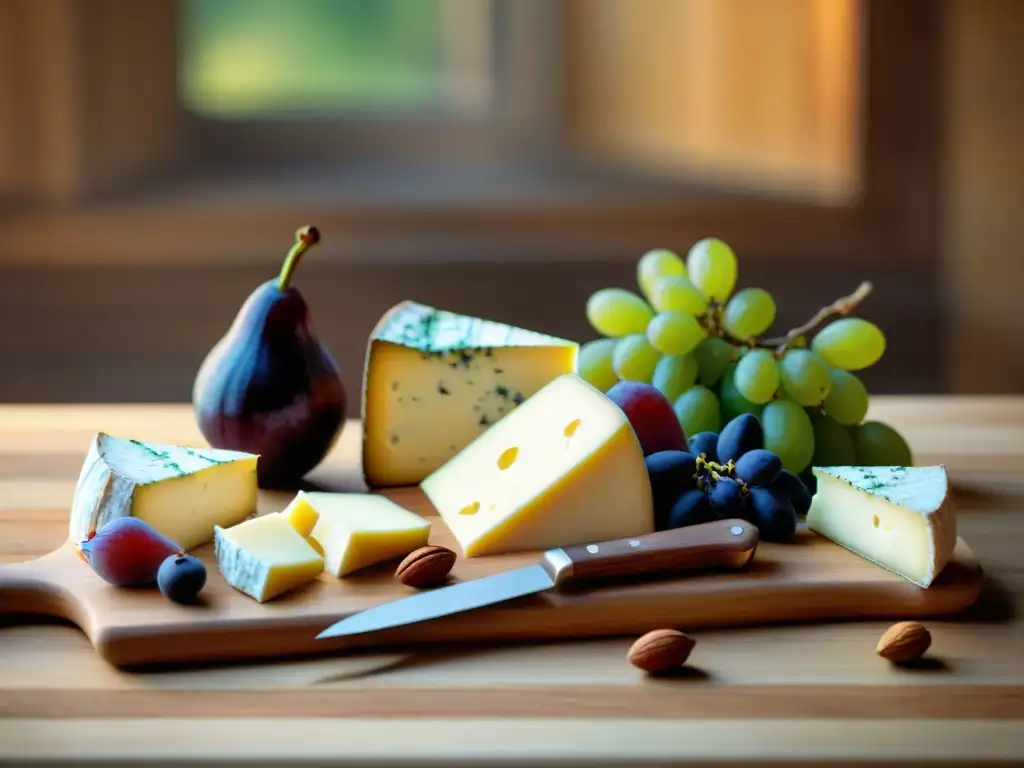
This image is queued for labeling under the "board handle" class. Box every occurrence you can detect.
[0,545,82,623]
[542,519,759,587]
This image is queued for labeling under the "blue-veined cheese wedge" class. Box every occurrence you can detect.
[807,465,958,588]
[69,432,258,550]
[420,373,654,557]
[361,301,578,487]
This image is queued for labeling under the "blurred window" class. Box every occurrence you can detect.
[177,0,858,204]
[180,0,492,117]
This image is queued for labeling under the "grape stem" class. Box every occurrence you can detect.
[757,281,873,353]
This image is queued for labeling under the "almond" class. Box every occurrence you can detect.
[627,629,696,673]
[395,545,457,588]
[876,621,932,663]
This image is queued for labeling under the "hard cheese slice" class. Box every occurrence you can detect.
[420,373,654,558]
[298,492,432,577]
[214,512,325,602]
[362,301,578,487]
[807,465,958,588]
[69,432,258,550]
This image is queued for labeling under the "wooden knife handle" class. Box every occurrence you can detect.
[540,519,759,587]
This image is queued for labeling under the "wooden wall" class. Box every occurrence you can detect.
[943,0,1024,393]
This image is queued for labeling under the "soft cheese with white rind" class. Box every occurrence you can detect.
[214,513,325,602]
[362,301,578,487]
[420,373,655,558]
[807,465,958,588]
[69,432,259,550]
[299,492,432,576]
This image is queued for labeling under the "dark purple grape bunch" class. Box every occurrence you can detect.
[644,414,814,542]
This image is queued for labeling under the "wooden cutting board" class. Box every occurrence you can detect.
[0,484,983,669]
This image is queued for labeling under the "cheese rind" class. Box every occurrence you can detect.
[214,513,325,602]
[69,432,259,550]
[807,465,958,588]
[361,301,578,487]
[303,492,432,576]
[420,373,655,558]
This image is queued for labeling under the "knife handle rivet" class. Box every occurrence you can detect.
[629,540,640,547]
[730,525,743,536]
[586,544,599,554]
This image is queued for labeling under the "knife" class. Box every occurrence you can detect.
[315,517,759,640]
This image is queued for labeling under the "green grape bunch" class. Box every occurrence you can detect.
[577,239,912,475]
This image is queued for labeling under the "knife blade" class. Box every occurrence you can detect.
[315,517,758,640]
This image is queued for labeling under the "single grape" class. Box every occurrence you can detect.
[638,248,686,302]
[646,311,707,355]
[693,338,736,386]
[771,469,813,518]
[811,318,887,371]
[709,477,745,518]
[650,275,708,315]
[586,288,655,337]
[686,238,737,302]
[761,399,815,473]
[576,338,619,392]
[723,288,776,340]
[157,552,207,604]
[673,386,721,437]
[734,448,782,486]
[645,451,698,528]
[612,334,662,383]
[652,354,699,403]
[747,487,798,542]
[822,368,869,425]
[778,349,831,407]
[810,412,856,466]
[853,421,913,466]
[733,349,780,405]
[667,489,715,530]
[719,364,765,421]
[606,381,688,456]
[716,413,764,464]
[687,431,719,462]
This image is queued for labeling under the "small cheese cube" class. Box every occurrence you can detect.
[281,493,320,538]
[214,513,325,602]
[304,492,432,577]
[420,373,655,558]
[69,432,258,550]
[362,301,578,487]
[807,465,958,588]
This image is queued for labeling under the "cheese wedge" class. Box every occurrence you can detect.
[69,432,259,550]
[807,465,958,588]
[420,373,654,558]
[214,513,325,602]
[297,492,432,576]
[361,301,578,488]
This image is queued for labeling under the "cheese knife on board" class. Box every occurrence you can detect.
[316,517,759,640]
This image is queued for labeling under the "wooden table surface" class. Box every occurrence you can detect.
[1,398,1022,767]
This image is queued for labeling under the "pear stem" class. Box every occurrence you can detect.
[276,226,321,291]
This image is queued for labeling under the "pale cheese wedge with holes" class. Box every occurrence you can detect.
[806,465,958,588]
[420,373,654,557]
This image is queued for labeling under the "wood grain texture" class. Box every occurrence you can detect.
[0,398,1022,767]
[0,523,983,669]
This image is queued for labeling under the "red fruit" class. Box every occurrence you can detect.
[606,381,688,456]
[78,517,184,587]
